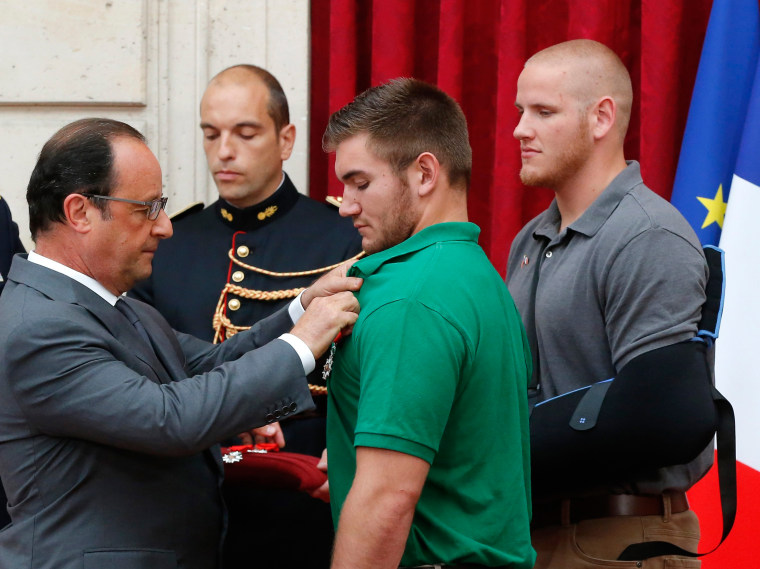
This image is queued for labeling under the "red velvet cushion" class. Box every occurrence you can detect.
[221,447,327,492]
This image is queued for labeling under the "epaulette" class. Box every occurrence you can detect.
[169,201,204,222]
[325,196,343,208]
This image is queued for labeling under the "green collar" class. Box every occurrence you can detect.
[349,222,480,278]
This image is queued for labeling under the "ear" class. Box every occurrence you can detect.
[414,152,440,198]
[62,193,95,235]
[590,96,617,140]
[278,123,296,161]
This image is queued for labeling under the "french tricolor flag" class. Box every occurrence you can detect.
[670,0,760,564]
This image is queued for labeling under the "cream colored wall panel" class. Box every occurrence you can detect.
[158,0,206,209]
[0,0,147,105]
[266,0,310,194]
[208,0,268,64]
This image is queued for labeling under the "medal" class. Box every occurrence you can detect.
[322,342,336,381]
[222,451,243,464]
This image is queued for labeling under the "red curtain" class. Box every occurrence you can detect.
[309,0,712,275]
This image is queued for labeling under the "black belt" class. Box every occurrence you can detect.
[531,491,689,528]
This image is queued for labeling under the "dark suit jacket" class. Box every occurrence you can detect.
[0,197,23,529]
[0,256,314,569]
[0,196,25,295]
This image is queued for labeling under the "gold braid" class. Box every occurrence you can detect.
[213,250,366,395]
[228,249,365,276]
[223,283,305,301]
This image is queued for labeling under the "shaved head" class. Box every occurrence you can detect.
[204,64,290,131]
[526,39,633,138]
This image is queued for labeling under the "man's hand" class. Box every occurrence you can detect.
[291,291,360,359]
[237,422,285,448]
[301,260,362,309]
[309,448,330,503]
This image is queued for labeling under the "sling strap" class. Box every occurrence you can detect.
[525,236,549,409]
[618,245,736,561]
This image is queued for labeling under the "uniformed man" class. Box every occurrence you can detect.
[130,64,362,569]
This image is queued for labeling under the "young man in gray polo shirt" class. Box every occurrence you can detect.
[507,39,709,569]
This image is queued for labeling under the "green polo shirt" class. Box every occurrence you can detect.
[327,222,535,568]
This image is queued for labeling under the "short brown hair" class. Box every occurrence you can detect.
[323,78,472,190]
[27,118,145,239]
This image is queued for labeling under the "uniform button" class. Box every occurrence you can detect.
[265,413,274,423]
[237,245,250,258]
[545,250,553,258]
[232,271,245,283]
[274,410,282,419]
[280,407,289,416]
[228,299,241,311]
[289,402,298,412]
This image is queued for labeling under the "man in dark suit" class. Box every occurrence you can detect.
[0,118,360,569]
[0,195,25,530]
[129,65,362,568]
[0,195,25,295]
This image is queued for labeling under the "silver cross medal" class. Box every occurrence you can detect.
[322,342,337,381]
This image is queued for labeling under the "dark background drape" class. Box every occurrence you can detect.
[309,0,712,276]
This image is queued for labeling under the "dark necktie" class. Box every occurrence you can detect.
[115,298,153,349]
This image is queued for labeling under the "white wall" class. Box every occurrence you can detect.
[0,0,311,250]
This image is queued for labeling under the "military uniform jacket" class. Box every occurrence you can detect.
[130,174,362,344]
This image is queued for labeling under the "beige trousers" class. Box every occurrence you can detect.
[532,507,701,569]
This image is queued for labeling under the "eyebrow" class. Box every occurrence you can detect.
[340,169,367,182]
[199,121,264,130]
[521,100,558,109]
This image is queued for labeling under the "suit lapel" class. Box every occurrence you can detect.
[11,257,173,384]
[76,290,175,384]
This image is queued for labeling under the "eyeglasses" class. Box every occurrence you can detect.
[81,193,168,221]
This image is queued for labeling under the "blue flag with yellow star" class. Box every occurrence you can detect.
[670,0,760,246]
[671,3,760,567]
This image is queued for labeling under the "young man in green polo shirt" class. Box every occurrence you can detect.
[321,78,535,569]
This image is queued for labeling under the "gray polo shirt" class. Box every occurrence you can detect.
[507,161,710,493]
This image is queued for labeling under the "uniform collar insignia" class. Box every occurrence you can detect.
[257,205,278,220]
[214,174,299,230]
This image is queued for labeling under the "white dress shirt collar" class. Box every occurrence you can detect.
[28,250,120,306]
